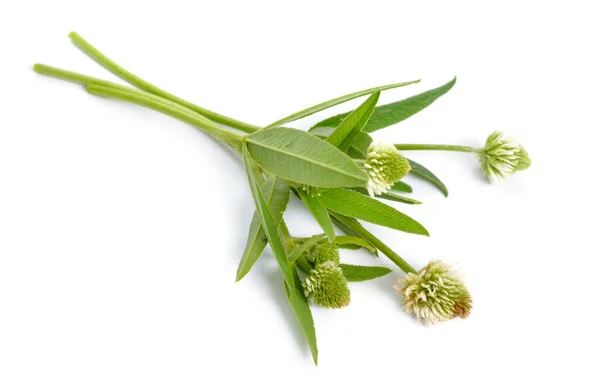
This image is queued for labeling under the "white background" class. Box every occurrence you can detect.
[1,1,599,391]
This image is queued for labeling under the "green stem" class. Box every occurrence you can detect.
[331,213,417,274]
[34,64,243,149]
[394,144,477,153]
[68,32,261,133]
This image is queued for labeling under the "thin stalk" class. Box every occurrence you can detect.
[86,84,244,149]
[34,64,243,149]
[394,144,477,153]
[331,213,417,274]
[68,32,261,133]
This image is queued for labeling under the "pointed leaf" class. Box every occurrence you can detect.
[297,190,335,242]
[264,79,420,128]
[317,188,429,236]
[333,236,377,254]
[236,174,290,281]
[309,127,373,159]
[407,158,449,197]
[352,187,422,205]
[311,77,456,133]
[391,181,413,193]
[244,146,318,365]
[284,269,319,365]
[326,93,379,151]
[246,127,368,188]
[340,264,392,282]
[242,146,295,289]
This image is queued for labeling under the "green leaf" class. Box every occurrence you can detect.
[348,132,373,159]
[309,127,373,159]
[236,174,290,281]
[333,236,377,254]
[317,188,429,236]
[391,181,413,193]
[246,127,368,188]
[352,187,421,205]
[284,269,319,365]
[288,234,327,264]
[264,79,420,128]
[326,93,379,151]
[311,77,456,133]
[297,190,335,242]
[244,146,318,365]
[340,264,392,282]
[407,158,449,197]
[242,146,295,289]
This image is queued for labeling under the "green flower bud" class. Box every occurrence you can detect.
[394,260,472,324]
[311,242,340,265]
[364,141,411,196]
[303,261,351,308]
[477,130,531,183]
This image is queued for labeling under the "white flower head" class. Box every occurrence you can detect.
[477,130,531,183]
[394,260,472,324]
[364,141,411,196]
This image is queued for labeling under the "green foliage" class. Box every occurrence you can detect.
[297,189,336,242]
[311,77,456,133]
[246,127,368,188]
[340,264,392,282]
[326,93,379,151]
[391,181,413,193]
[317,188,429,236]
[406,158,449,197]
[333,236,377,254]
[236,173,290,281]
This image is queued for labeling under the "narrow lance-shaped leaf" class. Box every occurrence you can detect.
[236,173,290,281]
[326,92,379,151]
[317,188,429,236]
[309,127,373,159]
[243,146,318,364]
[352,187,422,205]
[246,127,368,188]
[264,79,420,128]
[297,189,335,242]
[407,158,449,197]
[310,77,456,133]
[340,264,392,282]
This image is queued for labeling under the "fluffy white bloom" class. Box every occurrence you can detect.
[364,141,411,196]
[477,131,531,183]
[394,260,472,324]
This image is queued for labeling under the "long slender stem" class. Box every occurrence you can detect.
[395,144,477,153]
[331,213,417,274]
[68,32,261,133]
[87,84,244,149]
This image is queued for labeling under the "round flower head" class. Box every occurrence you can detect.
[364,141,411,196]
[303,261,351,308]
[477,131,531,183]
[394,260,472,324]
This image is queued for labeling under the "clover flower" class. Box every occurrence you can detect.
[302,261,351,308]
[364,141,411,196]
[311,242,341,265]
[394,260,472,324]
[477,130,531,183]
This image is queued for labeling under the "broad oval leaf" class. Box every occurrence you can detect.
[310,77,456,133]
[406,158,449,197]
[297,189,335,242]
[264,79,420,128]
[340,264,392,282]
[236,174,290,281]
[317,188,429,236]
[326,93,379,151]
[246,127,368,188]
